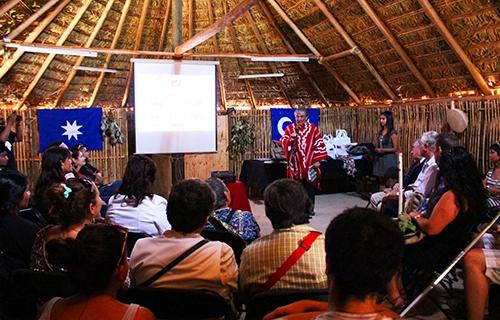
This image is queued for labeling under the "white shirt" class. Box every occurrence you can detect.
[105,194,170,236]
[405,155,438,199]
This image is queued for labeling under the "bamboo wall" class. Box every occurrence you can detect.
[229,97,500,178]
[1,108,128,185]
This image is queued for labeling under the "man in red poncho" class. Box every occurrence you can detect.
[279,109,327,207]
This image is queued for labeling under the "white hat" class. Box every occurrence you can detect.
[446,101,468,133]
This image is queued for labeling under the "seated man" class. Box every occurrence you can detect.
[129,179,238,302]
[239,179,327,301]
[263,207,404,320]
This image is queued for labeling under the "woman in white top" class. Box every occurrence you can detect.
[106,155,170,236]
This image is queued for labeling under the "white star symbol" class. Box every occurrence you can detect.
[61,120,83,141]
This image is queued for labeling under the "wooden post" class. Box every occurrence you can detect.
[357,0,434,97]
[172,0,183,49]
[416,0,491,95]
[207,0,227,110]
[320,48,355,63]
[313,0,397,101]
[0,0,21,16]
[174,0,258,55]
[158,0,172,51]
[188,0,193,40]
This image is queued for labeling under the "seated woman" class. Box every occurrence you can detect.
[106,155,169,236]
[388,146,487,306]
[205,177,260,242]
[71,147,87,179]
[38,224,155,320]
[484,142,500,211]
[30,178,103,272]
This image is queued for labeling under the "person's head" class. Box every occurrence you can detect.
[71,149,86,170]
[325,207,404,307]
[0,170,30,215]
[434,133,458,162]
[419,131,439,159]
[379,111,394,132]
[42,146,73,176]
[47,224,129,295]
[47,141,68,149]
[264,179,312,229]
[205,177,231,210]
[435,146,487,216]
[294,108,309,127]
[167,179,214,233]
[117,155,156,207]
[46,178,103,229]
[410,139,423,161]
[488,142,500,164]
[0,144,8,167]
[72,143,89,159]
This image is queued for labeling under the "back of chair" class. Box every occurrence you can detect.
[127,232,151,256]
[201,229,246,264]
[118,287,230,320]
[245,289,329,320]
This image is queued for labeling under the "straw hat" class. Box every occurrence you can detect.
[446,101,468,133]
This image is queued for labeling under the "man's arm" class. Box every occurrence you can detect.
[0,113,15,142]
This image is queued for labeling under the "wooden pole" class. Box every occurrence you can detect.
[54,0,116,107]
[356,0,434,97]
[416,0,491,95]
[313,0,397,100]
[158,0,172,51]
[188,0,194,40]
[322,63,361,105]
[88,0,133,107]
[174,0,258,55]
[320,48,356,63]
[14,0,93,110]
[207,0,226,110]
[0,0,71,80]
[258,0,329,107]
[0,0,21,16]
[172,0,183,48]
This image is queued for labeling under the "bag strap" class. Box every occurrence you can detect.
[139,239,209,287]
[259,231,321,292]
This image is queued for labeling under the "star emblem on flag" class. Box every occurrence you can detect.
[61,120,83,141]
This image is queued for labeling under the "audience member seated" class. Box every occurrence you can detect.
[31,178,104,272]
[262,207,404,320]
[106,155,169,236]
[71,143,103,184]
[205,177,260,242]
[71,147,87,179]
[38,224,155,320]
[370,139,424,211]
[484,142,500,211]
[0,143,10,172]
[463,223,500,320]
[129,179,238,303]
[239,179,327,302]
[388,146,487,306]
[33,147,73,219]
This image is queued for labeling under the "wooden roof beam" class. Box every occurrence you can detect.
[245,11,293,107]
[207,0,226,110]
[266,0,360,104]
[357,0,434,97]
[121,0,151,107]
[188,0,194,40]
[313,0,396,101]
[54,0,117,107]
[258,0,329,107]
[416,0,491,95]
[0,0,71,80]
[158,0,171,51]
[0,0,22,16]
[14,0,93,110]
[175,0,258,55]
[88,0,133,107]
[320,48,356,63]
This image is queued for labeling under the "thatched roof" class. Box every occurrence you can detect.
[0,0,498,109]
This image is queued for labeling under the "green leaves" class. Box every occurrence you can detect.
[228,119,254,159]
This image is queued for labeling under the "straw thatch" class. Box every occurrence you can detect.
[0,0,497,109]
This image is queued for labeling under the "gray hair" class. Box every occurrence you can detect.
[294,108,308,116]
[205,177,229,210]
[420,131,439,150]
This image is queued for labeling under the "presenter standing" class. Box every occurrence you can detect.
[373,111,398,189]
[280,109,327,207]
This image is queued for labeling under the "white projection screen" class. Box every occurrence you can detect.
[133,59,218,154]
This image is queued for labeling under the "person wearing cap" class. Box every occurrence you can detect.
[0,112,23,171]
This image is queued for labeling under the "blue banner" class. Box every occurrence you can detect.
[37,108,103,152]
[270,108,320,141]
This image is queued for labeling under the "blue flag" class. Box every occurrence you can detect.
[37,108,103,152]
[270,108,320,141]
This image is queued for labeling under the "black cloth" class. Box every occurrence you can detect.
[0,128,17,170]
[79,162,99,182]
[403,160,425,188]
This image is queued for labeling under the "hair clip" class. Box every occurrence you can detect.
[61,183,72,199]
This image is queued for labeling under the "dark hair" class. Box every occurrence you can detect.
[46,178,97,229]
[489,142,500,154]
[428,146,487,217]
[33,147,71,213]
[116,155,156,207]
[167,179,214,233]
[379,110,395,134]
[71,149,81,161]
[205,177,228,210]
[0,170,28,215]
[71,143,86,153]
[263,179,312,229]
[436,133,458,153]
[326,207,403,306]
[46,224,127,295]
[46,141,67,149]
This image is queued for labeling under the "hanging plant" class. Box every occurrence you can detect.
[228,119,255,159]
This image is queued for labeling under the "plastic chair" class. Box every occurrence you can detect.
[201,229,246,264]
[118,287,231,320]
[244,289,329,320]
